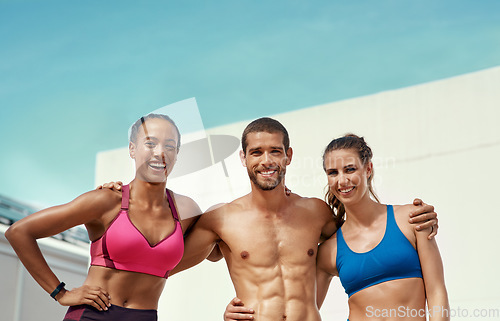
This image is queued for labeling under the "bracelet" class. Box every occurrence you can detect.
[50,282,66,301]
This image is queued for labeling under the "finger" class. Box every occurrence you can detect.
[428,224,438,240]
[228,306,254,313]
[96,289,111,307]
[88,291,108,311]
[226,312,254,320]
[231,297,244,306]
[85,297,106,311]
[413,198,423,206]
[410,203,434,217]
[415,217,437,231]
[412,213,436,224]
[96,185,103,190]
[85,288,108,310]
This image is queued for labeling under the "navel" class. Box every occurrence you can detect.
[240,251,250,259]
[283,314,287,320]
[307,249,314,257]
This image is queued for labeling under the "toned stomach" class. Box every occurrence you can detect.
[84,266,166,310]
[348,278,426,321]
[233,266,321,321]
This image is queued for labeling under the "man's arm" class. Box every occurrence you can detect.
[316,236,337,309]
[170,207,221,276]
[312,198,337,243]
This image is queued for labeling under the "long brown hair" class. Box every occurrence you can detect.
[322,134,380,227]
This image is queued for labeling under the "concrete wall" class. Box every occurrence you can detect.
[0,224,89,321]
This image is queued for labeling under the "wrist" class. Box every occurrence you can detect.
[50,282,66,301]
[55,287,67,302]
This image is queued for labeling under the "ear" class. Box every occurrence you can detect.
[366,161,373,178]
[129,142,136,159]
[239,150,247,167]
[285,147,293,166]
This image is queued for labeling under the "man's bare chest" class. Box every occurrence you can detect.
[217,214,322,263]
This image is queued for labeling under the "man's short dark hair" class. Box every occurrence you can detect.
[241,117,290,154]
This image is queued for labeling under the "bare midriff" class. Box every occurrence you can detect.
[84,266,166,310]
[347,278,426,321]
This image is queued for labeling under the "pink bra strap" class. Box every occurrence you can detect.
[165,189,179,221]
[121,185,177,219]
[121,185,130,210]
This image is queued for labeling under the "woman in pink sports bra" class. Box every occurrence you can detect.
[6,114,202,321]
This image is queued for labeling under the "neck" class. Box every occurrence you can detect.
[343,194,384,227]
[249,182,289,212]
[129,178,167,207]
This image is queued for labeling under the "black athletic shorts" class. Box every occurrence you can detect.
[63,304,157,321]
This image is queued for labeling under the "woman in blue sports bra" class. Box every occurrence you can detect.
[6,114,204,321]
[316,134,449,321]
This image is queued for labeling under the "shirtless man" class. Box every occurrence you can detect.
[170,117,437,321]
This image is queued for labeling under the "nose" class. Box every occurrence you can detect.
[153,145,167,160]
[261,152,274,167]
[338,173,349,186]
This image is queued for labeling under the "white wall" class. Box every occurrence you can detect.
[0,224,89,321]
[95,66,500,320]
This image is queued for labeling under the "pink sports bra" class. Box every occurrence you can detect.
[90,185,184,278]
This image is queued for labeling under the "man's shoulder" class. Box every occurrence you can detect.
[204,198,245,216]
[291,194,330,210]
[286,194,334,225]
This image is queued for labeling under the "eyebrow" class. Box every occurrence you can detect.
[144,136,177,143]
[248,146,284,153]
[325,164,356,171]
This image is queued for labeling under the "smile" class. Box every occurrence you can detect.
[339,186,355,194]
[149,162,166,171]
[258,169,277,177]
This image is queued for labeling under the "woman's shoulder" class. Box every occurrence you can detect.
[391,203,419,244]
[71,188,122,212]
[169,191,203,220]
[392,203,418,220]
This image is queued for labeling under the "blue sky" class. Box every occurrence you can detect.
[1,0,499,208]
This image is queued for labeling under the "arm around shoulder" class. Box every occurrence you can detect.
[170,205,222,275]
[307,197,337,242]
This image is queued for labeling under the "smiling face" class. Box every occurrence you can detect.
[240,131,292,191]
[129,118,179,183]
[323,148,373,206]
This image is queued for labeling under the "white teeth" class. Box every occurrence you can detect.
[340,187,354,193]
[261,170,276,175]
[150,163,166,169]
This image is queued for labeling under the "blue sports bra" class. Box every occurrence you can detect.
[336,205,423,297]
